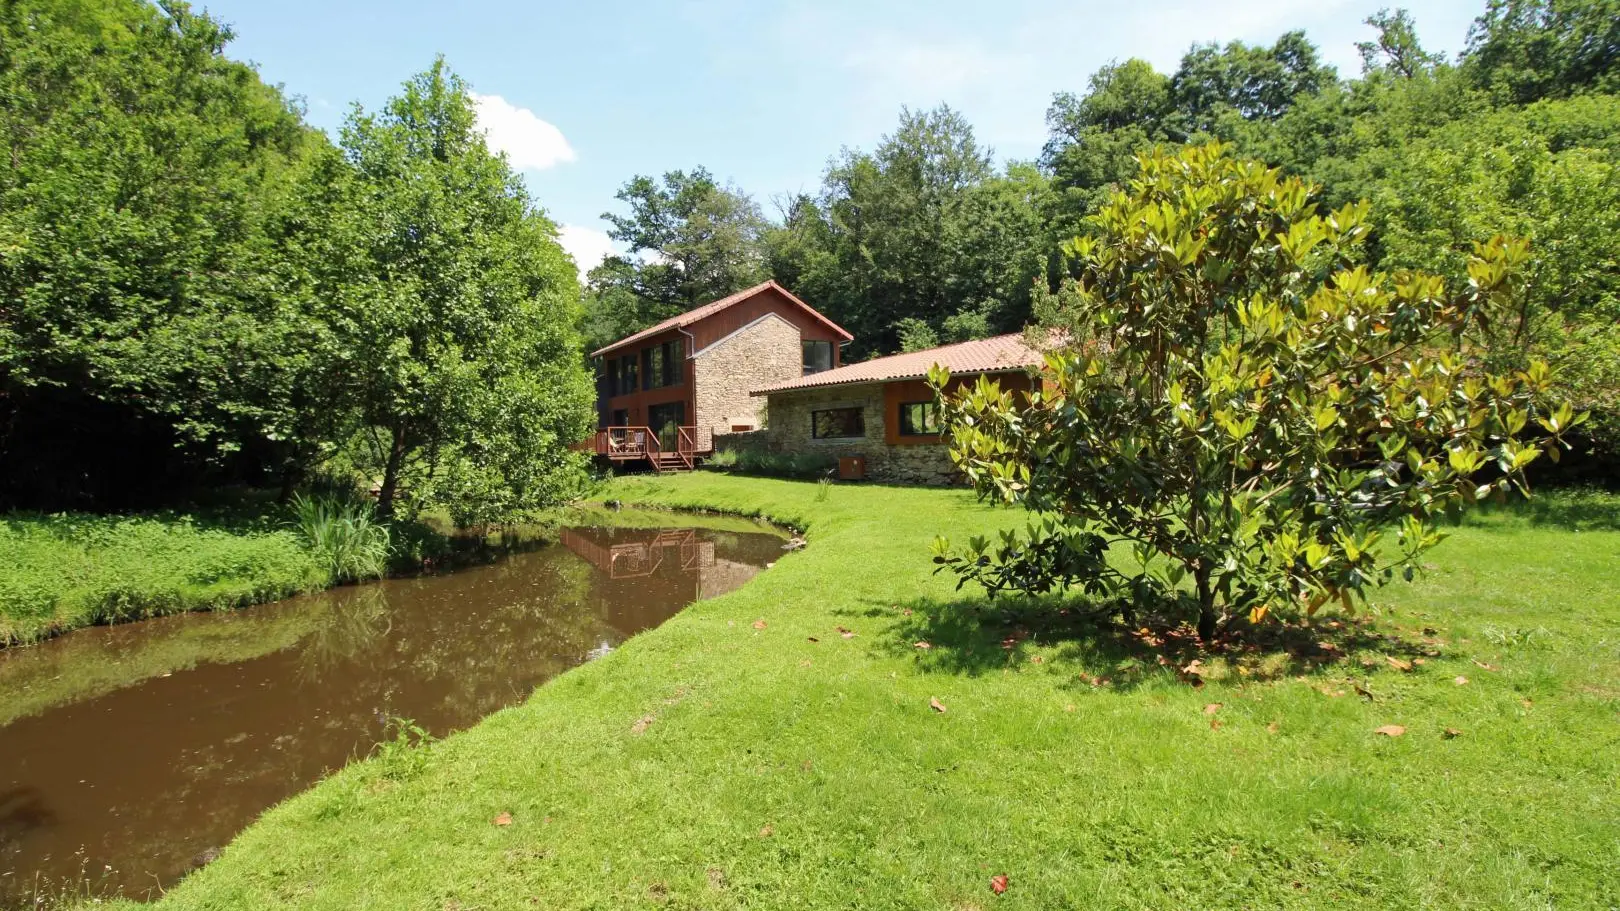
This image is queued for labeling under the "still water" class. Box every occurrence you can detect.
[0,518,783,905]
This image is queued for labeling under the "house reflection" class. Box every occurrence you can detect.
[559,526,777,636]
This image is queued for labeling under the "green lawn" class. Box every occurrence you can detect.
[0,512,328,645]
[128,475,1619,909]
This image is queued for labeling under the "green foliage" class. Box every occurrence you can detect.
[933,144,1584,639]
[0,0,320,505]
[704,445,837,480]
[291,60,596,525]
[0,511,326,644]
[1463,0,1620,102]
[289,494,391,584]
[766,106,1052,357]
[583,168,768,350]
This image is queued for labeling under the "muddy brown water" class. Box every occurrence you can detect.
[0,519,784,906]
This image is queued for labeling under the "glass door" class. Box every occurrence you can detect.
[647,402,685,451]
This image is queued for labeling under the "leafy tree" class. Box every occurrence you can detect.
[1463,0,1620,102]
[932,144,1582,640]
[585,168,767,345]
[1172,31,1337,135]
[296,60,594,523]
[1358,8,1446,78]
[769,106,1051,357]
[0,0,317,506]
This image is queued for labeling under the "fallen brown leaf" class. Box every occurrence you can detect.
[759,825,774,838]
[1203,703,1223,715]
[836,626,855,639]
[1266,721,1280,734]
[1443,728,1463,739]
[1209,718,1224,731]
[1029,655,1044,664]
[990,874,1009,895]
[1454,675,1469,686]
[806,636,819,643]
[752,619,767,630]
[1375,724,1406,737]
[493,812,512,827]
[1386,656,1413,672]
[630,715,655,735]
[914,641,932,649]
[929,697,947,713]
[1471,659,1497,671]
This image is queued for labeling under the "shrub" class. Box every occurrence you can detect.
[707,445,837,480]
[933,143,1583,640]
[290,494,392,584]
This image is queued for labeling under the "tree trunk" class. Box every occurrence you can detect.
[376,425,408,522]
[1194,562,1217,643]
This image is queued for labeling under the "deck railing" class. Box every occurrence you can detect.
[587,425,705,471]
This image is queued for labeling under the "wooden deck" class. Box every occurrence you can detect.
[583,425,708,472]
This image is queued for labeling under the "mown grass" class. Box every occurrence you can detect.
[119,476,1619,909]
[0,512,329,645]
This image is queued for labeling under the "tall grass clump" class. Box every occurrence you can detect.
[290,494,392,584]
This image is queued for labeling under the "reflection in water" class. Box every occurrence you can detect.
[0,522,782,906]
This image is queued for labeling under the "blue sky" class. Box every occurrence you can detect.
[199,0,1485,276]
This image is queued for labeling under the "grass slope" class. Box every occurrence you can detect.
[0,512,326,645]
[135,475,1619,910]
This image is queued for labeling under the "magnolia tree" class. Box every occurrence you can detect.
[931,143,1584,640]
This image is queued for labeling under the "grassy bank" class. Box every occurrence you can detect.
[126,476,1618,909]
[0,512,329,645]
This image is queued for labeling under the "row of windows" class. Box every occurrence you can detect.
[606,337,834,397]
[606,339,685,396]
[809,402,941,440]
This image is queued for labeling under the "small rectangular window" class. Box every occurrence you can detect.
[898,401,941,436]
[803,340,833,375]
[811,407,865,439]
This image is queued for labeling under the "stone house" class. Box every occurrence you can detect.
[748,334,1047,485]
[586,281,853,470]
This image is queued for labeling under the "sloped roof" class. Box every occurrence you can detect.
[751,332,1046,396]
[589,280,852,358]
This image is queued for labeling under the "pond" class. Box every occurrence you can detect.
[0,513,785,906]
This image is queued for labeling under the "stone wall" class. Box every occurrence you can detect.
[692,314,802,449]
[760,383,958,485]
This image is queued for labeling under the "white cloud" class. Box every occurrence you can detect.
[556,224,620,279]
[471,92,576,172]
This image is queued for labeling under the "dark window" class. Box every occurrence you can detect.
[643,338,684,389]
[803,340,833,375]
[648,401,686,450]
[610,409,629,427]
[811,407,865,439]
[898,401,942,436]
[610,355,638,395]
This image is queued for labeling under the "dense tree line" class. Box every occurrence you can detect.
[0,0,593,518]
[588,0,1618,470]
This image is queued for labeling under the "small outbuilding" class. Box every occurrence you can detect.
[748,333,1048,485]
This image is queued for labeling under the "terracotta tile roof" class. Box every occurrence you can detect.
[589,280,853,358]
[751,332,1046,396]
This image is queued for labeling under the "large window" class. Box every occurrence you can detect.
[802,340,833,375]
[898,401,941,436]
[811,407,865,439]
[609,355,638,396]
[642,338,684,390]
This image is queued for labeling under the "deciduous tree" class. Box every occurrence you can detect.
[932,144,1582,640]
